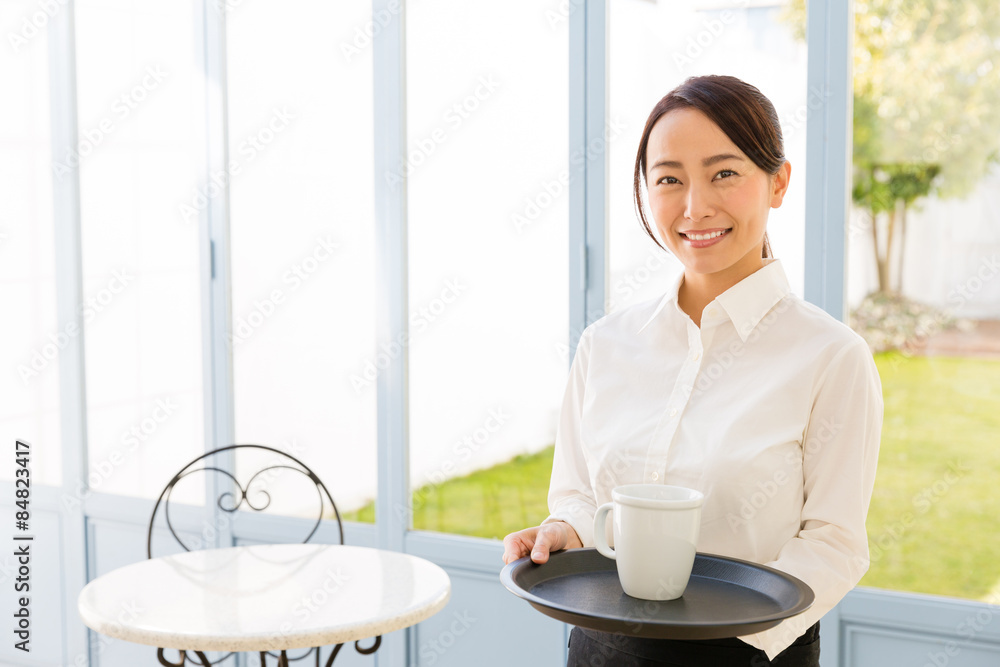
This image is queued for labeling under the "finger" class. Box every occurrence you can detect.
[502,546,516,565]
[502,536,529,564]
[531,533,551,564]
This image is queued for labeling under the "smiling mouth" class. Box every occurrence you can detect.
[680,228,732,241]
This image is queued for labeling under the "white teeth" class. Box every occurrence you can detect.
[686,230,727,241]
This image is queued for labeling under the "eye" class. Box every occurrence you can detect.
[714,169,738,180]
[657,176,680,185]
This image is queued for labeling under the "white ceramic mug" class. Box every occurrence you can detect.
[593,484,704,600]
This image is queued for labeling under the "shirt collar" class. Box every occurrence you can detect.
[635,270,685,335]
[635,259,791,341]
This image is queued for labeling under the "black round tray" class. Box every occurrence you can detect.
[500,548,814,639]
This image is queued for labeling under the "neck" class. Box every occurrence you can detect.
[679,253,768,327]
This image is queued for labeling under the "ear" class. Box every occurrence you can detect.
[769,161,792,209]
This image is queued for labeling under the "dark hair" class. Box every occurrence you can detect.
[632,75,786,259]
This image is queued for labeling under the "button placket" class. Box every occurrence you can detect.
[644,321,704,483]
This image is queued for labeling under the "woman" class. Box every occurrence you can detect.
[502,75,883,666]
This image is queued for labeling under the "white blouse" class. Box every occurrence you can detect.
[542,258,883,659]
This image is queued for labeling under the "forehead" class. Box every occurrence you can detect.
[646,107,741,162]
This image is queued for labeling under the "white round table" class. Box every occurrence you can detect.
[77,543,451,666]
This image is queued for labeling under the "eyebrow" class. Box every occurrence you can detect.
[650,153,746,170]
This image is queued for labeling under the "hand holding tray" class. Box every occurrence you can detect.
[500,548,814,639]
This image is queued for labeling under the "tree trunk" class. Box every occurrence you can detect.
[895,199,907,293]
[883,204,897,294]
[871,207,887,293]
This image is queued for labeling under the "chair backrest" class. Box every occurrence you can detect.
[146,444,343,558]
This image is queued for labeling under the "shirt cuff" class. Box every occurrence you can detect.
[736,606,826,660]
[541,502,597,548]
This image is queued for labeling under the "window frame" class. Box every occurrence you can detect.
[37,0,853,664]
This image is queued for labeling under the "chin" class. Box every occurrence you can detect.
[676,254,732,276]
[685,263,731,277]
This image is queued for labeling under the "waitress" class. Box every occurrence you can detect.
[502,74,883,667]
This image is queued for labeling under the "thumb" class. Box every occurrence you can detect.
[531,530,553,564]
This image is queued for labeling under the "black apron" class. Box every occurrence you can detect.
[566,621,820,667]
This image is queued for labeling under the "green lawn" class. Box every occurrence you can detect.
[861,352,1000,601]
[341,448,554,540]
[344,353,1000,602]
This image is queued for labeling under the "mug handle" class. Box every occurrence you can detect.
[593,502,616,560]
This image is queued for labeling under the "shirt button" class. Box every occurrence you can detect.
[651,472,659,481]
[669,408,678,418]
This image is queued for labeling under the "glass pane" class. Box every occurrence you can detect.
[402,0,569,538]
[608,0,809,313]
[228,0,377,522]
[845,0,1000,601]
[76,0,204,502]
[0,0,61,485]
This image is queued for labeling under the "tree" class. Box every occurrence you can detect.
[784,0,1000,293]
[853,163,939,292]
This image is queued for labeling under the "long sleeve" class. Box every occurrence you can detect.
[737,337,884,659]
[531,261,884,660]
[540,325,599,547]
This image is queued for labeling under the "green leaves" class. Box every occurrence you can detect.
[785,0,1000,201]
[852,162,940,214]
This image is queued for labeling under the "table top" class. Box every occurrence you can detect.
[77,543,451,652]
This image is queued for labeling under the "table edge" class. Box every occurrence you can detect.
[78,585,451,652]
[77,544,454,652]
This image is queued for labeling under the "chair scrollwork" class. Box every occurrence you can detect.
[146,444,369,666]
[146,444,344,558]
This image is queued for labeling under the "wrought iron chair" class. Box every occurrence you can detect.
[146,444,379,667]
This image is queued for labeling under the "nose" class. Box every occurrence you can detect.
[684,181,715,222]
